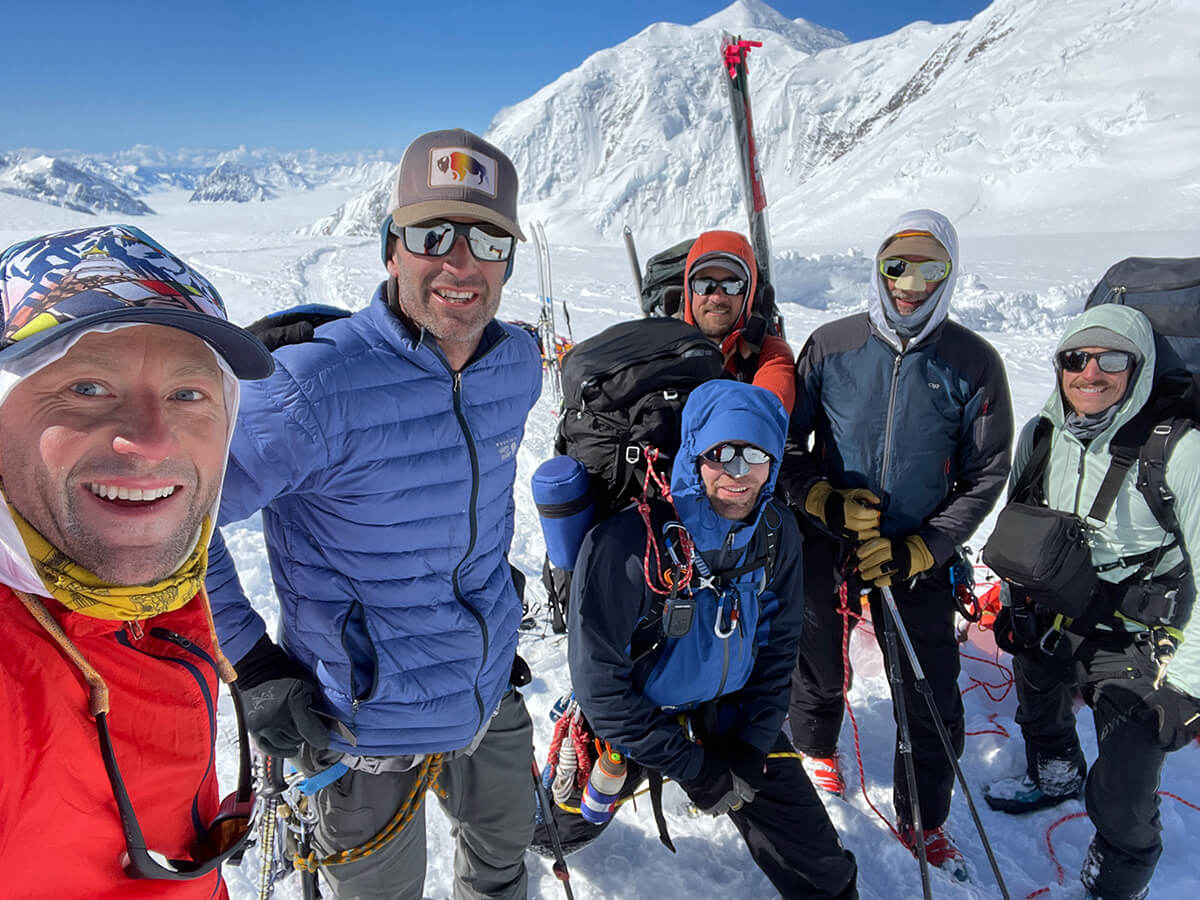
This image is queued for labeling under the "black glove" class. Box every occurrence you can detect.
[246,305,350,352]
[235,635,331,758]
[680,752,755,815]
[679,752,730,811]
[728,741,769,792]
[1144,685,1200,752]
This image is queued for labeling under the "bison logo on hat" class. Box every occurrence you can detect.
[428,146,496,197]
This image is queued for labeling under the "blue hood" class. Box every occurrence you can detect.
[670,381,788,553]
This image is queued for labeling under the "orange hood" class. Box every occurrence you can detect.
[683,231,758,360]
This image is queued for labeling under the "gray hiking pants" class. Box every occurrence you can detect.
[300,689,536,900]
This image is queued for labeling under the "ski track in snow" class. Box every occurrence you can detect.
[4,187,1200,900]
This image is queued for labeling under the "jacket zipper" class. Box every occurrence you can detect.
[879,353,904,492]
[1072,438,1087,515]
[450,367,489,731]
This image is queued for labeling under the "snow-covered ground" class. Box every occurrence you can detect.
[5,183,1200,899]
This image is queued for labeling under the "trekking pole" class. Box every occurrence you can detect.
[623,225,643,298]
[874,587,932,900]
[532,758,575,900]
[879,585,1012,900]
[255,755,285,900]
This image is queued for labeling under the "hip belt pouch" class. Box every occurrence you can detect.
[983,503,1099,619]
[533,455,596,570]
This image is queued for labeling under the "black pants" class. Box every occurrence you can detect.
[1013,633,1168,900]
[788,535,965,829]
[727,732,859,899]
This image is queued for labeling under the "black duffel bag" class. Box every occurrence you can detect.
[982,503,1099,620]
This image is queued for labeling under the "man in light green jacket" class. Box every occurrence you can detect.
[984,304,1200,900]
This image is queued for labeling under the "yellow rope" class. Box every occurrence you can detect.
[294,754,445,871]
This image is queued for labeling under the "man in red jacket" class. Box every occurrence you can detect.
[682,230,795,413]
[0,225,272,897]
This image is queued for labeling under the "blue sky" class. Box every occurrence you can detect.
[5,0,991,156]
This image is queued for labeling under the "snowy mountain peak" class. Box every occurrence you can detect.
[0,155,153,216]
[190,160,274,203]
[696,0,849,50]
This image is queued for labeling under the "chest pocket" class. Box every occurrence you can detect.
[638,572,764,711]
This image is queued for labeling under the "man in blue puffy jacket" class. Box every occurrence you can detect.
[206,129,542,900]
[569,380,858,899]
[781,209,1013,877]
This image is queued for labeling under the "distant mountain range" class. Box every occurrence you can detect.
[0,147,394,216]
[5,0,1195,244]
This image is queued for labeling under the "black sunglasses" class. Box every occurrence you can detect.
[1058,349,1133,374]
[395,220,514,262]
[690,276,747,297]
[107,682,254,880]
[702,443,772,466]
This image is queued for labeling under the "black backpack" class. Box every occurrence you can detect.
[1086,256,1200,390]
[555,317,724,518]
[539,318,723,633]
[638,238,783,343]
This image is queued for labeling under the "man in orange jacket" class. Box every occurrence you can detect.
[681,230,795,413]
[0,225,272,897]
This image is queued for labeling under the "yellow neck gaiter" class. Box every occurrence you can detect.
[9,505,212,621]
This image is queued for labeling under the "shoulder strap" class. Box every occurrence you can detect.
[1010,417,1054,503]
[707,501,783,586]
[1135,418,1193,538]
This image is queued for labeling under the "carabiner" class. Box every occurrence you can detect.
[713,592,738,639]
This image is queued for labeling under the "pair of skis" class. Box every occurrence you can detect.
[531,220,573,403]
[623,33,774,328]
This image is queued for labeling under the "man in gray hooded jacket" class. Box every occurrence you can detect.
[781,209,1013,875]
[984,304,1200,900]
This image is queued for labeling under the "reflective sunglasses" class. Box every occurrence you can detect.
[702,443,772,466]
[1058,349,1133,374]
[396,220,514,262]
[690,276,747,297]
[878,257,951,283]
[106,683,255,880]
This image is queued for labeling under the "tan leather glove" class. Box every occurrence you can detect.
[805,480,882,541]
[855,535,935,587]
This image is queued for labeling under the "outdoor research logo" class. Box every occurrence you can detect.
[429,147,497,197]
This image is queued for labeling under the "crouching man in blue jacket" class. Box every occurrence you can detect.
[569,381,858,899]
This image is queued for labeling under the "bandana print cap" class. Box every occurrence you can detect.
[0,225,272,379]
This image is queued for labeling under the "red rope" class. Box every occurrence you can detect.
[637,447,694,596]
[570,713,593,790]
[960,633,1015,705]
[840,583,903,840]
[964,711,1010,739]
[1025,791,1200,898]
